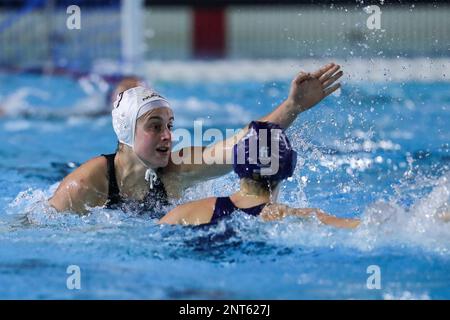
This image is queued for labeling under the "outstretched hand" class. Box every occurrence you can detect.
[288,63,343,113]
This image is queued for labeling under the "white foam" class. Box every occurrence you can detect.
[351,172,450,253]
[383,291,431,300]
[5,185,128,228]
[3,120,32,131]
[5,168,450,255]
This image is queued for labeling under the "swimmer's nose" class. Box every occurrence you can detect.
[160,126,171,141]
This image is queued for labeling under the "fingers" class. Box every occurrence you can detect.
[319,64,341,83]
[323,83,341,97]
[311,63,335,79]
[294,71,310,85]
[322,70,343,88]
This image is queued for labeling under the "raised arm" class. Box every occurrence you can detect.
[261,205,360,229]
[169,63,343,188]
[260,63,342,128]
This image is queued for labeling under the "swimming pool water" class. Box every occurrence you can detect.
[0,71,449,299]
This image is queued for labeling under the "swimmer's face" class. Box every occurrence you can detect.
[134,107,174,169]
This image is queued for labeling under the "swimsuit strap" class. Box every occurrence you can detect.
[211,197,267,223]
[240,202,267,217]
[102,153,122,207]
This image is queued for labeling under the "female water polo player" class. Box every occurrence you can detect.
[159,121,360,228]
[49,63,343,214]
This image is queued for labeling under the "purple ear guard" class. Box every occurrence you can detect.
[232,121,297,182]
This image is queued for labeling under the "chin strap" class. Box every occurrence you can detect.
[132,145,159,190]
[144,168,158,190]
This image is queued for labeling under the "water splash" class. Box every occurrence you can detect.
[5,171,449,256]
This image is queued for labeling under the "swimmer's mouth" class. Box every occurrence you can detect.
[156,146,170,154]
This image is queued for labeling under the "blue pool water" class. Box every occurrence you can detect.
[0,71,449,299]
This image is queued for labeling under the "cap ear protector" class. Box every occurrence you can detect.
[232,121,297,182]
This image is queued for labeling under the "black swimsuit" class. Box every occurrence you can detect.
[210,197,266,224]
[102,153,169,215]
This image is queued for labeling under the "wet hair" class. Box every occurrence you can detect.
[109,76,145,107]
[240,177,280,193]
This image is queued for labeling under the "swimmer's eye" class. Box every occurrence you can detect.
[145,122,173,133]
[145,123,162,132]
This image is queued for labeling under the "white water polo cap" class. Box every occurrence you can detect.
[112,86,171,148]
